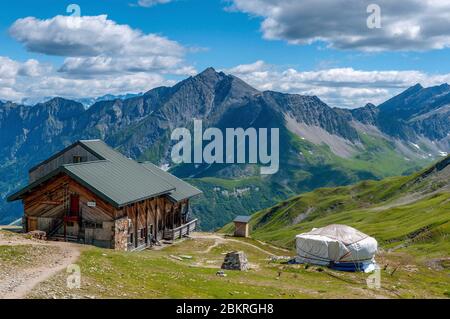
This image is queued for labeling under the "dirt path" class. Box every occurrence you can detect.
[189,233,292,257]
[0,232,80,299]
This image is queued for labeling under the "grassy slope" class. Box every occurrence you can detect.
[220,158,450,263]
[25,235,449,299]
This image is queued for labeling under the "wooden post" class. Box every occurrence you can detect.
[171,205,175,230]
[134,204,138,248]
[64,220,67,241]
[145,201,149,246]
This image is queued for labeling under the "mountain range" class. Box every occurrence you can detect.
[1,68,449,228]
[19,93,144,109]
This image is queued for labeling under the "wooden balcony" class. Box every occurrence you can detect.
[163,219,198,241]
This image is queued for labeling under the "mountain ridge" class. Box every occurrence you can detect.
[1,68,449,228]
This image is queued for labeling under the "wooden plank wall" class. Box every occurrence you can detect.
[125,197,187,248]
[29,144,101,183]
[23,174,117,222]
[23,174,70,218]
[69,179,116,222]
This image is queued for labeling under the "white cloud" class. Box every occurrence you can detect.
[23,72,173,101]
[0,57,52,100]
[0,57,20,87]
[225,61,450,108]
[136,0,173,7]
[0,56,177,103]
[1,15,196,102]
[229,0,450,51]
[9,15,192,77]
[10,15,183,57]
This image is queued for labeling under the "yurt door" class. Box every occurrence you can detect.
[327,240,343,261]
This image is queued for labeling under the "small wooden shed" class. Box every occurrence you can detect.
[233,216,251,238]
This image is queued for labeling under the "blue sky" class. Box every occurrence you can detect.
[1,0,450,107]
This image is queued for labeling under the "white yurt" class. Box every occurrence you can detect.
[295,224,378,272]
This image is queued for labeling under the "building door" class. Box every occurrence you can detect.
[27,217,38,232]
[148,224,154,243]
[85,228,94,244]
[70,194,80,216]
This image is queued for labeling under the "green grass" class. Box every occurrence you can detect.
[0,245,29,264]
[26,234,449,299]
[219,157,450,266]
[0,244,60,268]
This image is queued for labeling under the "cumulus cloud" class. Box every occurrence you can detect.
[22,72,172,101]
[0,57,52,99]
[226,61,450,108]
[136,0,173,7]
[229,0,450,51]
[1,15,197,102]
[9,15,183,57]
[9,15,192,77]
[0,56,176,103]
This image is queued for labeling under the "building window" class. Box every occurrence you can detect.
[84,221,103,229]
[73,155,84,163]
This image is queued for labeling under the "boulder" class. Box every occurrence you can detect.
[27,230,46,240]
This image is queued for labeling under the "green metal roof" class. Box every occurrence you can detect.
[140,162,202,202]
[233,215,251,223]
[7,140,201,207]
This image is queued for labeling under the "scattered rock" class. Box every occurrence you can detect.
[169,255,183,261]
[27,230,47,240]
[216,270,227,277]
[269,256,292,262]
[179,255,193,260]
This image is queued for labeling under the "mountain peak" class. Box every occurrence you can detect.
[188,67,225,84]
[401,83,424,96]
[364,103,377,109]
[38,97,76,105]
[194,67,225,79]
[410,83,423,90]
[439,83,450,90]
[200,67,217,75]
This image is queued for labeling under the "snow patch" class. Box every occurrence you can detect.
[160,164,170,171]
[410,143,420,150]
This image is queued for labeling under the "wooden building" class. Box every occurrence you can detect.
[233,216,251,238]
[7,140,202,251]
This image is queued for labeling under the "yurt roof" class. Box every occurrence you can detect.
[298,224,369,245]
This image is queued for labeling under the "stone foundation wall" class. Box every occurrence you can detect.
[221,251,249,271]
[113,218,129,251]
